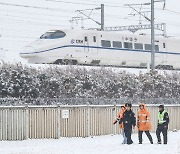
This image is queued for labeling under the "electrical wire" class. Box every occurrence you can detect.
[0,1,179,37]
[0,8,72,18]
[0,13,69,23]
[0,16,69,27]
[45,0,129,9]
[0,2,74,12]
[45,0,100,6]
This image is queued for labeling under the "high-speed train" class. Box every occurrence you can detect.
[20,29,180,69]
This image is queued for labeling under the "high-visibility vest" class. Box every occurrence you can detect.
[158,110,167,124]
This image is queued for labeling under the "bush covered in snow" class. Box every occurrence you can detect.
[0,63,180,105]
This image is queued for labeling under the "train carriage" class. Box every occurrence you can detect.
[20,29,180,69]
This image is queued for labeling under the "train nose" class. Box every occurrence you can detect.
[19,46,36,58]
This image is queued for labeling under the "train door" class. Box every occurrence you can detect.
[91,35,98,54]
[84,35,89,53]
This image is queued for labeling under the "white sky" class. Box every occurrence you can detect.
[0,0,180,62]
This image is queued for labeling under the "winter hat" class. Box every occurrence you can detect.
[158,105,164,109]
[125,103,132,108]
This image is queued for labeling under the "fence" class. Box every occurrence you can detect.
[0,105,180,141]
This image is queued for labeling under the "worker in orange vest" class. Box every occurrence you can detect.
[113,105,127,144]
[137,103,153,144]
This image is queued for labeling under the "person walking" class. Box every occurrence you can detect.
[156,105,170,144]
[137,103,153,144]
[119,103,136,145]
[113,105,127,144]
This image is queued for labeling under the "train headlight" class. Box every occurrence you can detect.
[20,46,36,58]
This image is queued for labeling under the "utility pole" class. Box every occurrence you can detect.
[151,0,155,71]
[101,4,104,31]
[126,1,166,71]
[151,0,166,71]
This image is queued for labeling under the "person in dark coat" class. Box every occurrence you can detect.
[156,105,170,144]
[119,103,136,145]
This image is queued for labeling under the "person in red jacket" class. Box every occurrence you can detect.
[137,103,153,144]
[113,105,127,144]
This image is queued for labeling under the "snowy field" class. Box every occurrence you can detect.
[0,131,180,154]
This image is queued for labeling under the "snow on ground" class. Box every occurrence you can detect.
[0,131,180,154]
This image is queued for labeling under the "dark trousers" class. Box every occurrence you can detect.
[156,125,168,144]
[124,128,133,145]
[138,131,153,144]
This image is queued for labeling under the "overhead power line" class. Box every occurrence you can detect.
[0,16,68,27]
[45,0,97,6]
[0,9,71,18]
[45,0,128,8]
[0,2,73,12]
[163,9,180,15]
[0,13,68,23]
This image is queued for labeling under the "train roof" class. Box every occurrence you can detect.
[46,28,180,41]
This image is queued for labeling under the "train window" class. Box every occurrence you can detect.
[113,41,122,48]
[155,45,159,51]
[134,43,143,50]
[52,31,66,39]
[40,30,66,39]
[84,36,88,42]
[101,40,111,47]
[124,42,132,49]
[145,44,151,50]
[93,36,96,42]
[145,44,159,51]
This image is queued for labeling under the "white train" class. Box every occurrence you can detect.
[20,29,180,69]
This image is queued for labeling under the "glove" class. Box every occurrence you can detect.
[113,118,120,125]
[113,120,117,125]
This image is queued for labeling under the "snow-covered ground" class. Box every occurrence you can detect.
[0,131,180,154]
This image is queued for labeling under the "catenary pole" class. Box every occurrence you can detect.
[101,4,104,31]
[151,0,155,71]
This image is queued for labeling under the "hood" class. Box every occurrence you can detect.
[120,104,126,111]
[139,103,148,111]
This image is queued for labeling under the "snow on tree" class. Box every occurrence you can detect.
[0,63,180,105]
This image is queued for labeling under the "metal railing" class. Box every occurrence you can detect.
[0,105,179,140]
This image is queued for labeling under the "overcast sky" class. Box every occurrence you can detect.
[0,0,180,62]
